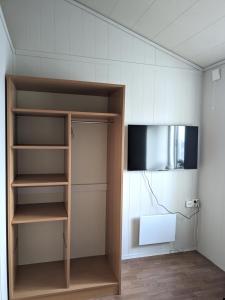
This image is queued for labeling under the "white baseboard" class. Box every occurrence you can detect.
[122,247,197,260]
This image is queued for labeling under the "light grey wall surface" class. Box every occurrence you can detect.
[0,5,14,300]
[198,65,225,271]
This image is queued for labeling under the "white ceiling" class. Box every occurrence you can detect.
[77,0,225,68]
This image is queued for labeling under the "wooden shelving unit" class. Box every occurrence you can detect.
[7,75,125,300]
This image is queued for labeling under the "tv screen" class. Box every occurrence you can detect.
[128,125,198,171]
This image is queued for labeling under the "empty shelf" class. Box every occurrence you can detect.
[14,261,66,299]
[12,203,68,224]
[12,145,69,150]
[12,174,68,187]
[70,256,118,291]
[13,256,118,299]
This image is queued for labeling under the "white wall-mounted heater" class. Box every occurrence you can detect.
[139,214,176,245]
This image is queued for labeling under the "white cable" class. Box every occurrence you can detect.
[142,171,199,220]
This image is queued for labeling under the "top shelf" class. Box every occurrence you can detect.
[12,108,120,121]
[7,75,125,96]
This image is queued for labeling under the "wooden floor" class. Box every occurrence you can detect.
[95,251,225,300]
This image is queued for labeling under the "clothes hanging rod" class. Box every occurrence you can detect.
[71,120,112,124]
[71,183,107,186]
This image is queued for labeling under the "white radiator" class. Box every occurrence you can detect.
[139,214,176,245]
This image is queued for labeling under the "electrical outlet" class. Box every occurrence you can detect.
[193,199,200,208]
[185,199,200,208]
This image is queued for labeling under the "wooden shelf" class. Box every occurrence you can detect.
[7,75,124,96]
[12,203,68,224]
[12,174,68,187]
[12,108,119,120]
[70,256,118,291]
[14,261,66,299]
[13,256,118,299]
[12,108,68,117]
[12,145,69,150]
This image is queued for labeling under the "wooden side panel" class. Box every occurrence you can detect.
[107,88,125,115]
[7,77,17,298]
[64,113,72,287]
[106,88,125,292]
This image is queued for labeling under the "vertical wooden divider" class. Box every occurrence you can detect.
[7,77,17,298]
[64,113,72,287]
[106,88,125,294]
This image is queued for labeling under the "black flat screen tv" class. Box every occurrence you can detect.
[128,125,198,171]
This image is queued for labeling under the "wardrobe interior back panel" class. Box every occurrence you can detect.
[16,91,108,112]
[18,222,64,265]
[71,122,108,258]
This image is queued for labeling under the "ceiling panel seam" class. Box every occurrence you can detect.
[174,14,225,51]
[131,0,158,29]
[152,0,200,39]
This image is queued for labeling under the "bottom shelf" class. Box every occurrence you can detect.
[14,260,66,299]
[70,256,117,290]
[13,256,118,299]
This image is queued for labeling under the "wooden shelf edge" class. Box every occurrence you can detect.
[12,145,69,150]
[12,216,68,224]
[12,174,69,188]
[12,182,69,187]
[12,203,68,224]
[12,108,68,117]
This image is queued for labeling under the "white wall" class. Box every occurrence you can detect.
[0,5,14,300]
[2,0,202,260]
[198,65,225,271]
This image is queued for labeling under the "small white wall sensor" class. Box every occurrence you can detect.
[212,68,221,81]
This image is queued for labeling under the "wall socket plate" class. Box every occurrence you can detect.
[185,199,200,208]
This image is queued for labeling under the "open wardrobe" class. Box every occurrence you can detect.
[7,75,125,300]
